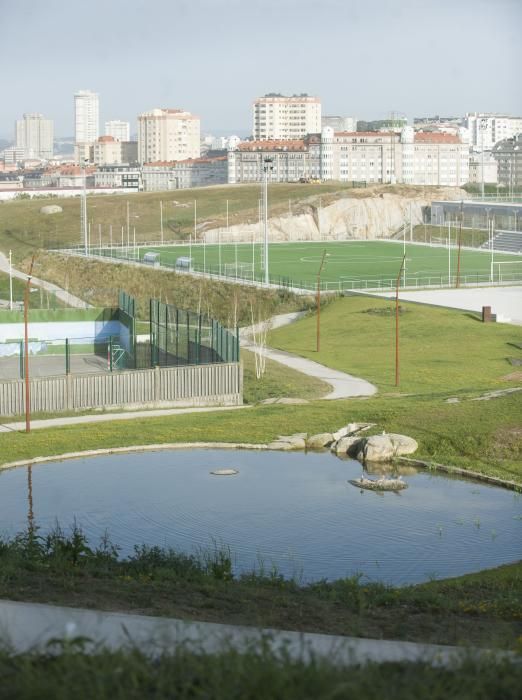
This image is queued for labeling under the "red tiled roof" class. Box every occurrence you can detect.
[414,132,460,144]
[98,135,116,143]
[334,131,396,137]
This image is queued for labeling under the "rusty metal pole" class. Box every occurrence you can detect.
[395,254,406,387]
[24,256,35,433]
[316,249,327,353]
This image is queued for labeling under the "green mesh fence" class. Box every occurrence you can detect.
[148,299,239,368]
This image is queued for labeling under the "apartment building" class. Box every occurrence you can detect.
[228,136,321,184]
[252,94,321,141]
[469,152,498,184]
[92,135,122,165]
[141,156,227,191]
[74,90,99,143]
[105,120,130,142]
[466,113,522,151]
[492,134,522,190]
[138,108,200,164]
[322,115,357,132]
[229,127,469,186]
[15,113,54,159]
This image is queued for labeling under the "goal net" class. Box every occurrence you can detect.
[223,262,254,280]
[493,260,522,282]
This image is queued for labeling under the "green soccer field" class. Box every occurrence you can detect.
[101,240,522,290]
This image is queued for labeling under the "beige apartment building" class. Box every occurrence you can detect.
[92,135,122,165]
[252,94,321,141]
[138,109,200,164]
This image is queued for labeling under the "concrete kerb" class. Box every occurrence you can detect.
[2,440,520,493]
[0,599,511,666]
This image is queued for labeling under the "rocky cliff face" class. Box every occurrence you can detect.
[203,187,466,243]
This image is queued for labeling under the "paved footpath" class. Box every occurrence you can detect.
[0,599,486,665]
[241,312,377,400]
[0,251,90,309]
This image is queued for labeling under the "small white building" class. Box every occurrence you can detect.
[468,152,498,184]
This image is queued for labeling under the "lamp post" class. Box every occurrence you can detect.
[262,157,273,286]
[9,249,13,310]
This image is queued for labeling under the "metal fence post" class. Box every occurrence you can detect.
[65,338,70,375]
[109,336,113,372]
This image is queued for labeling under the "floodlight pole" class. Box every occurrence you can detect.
[263,157,273,287]
[395,254,406,387]
[160,200,164,243]
[24,255,35,433]
[316,249,327,352]
[82,161,88,255]
[456,201,463,288]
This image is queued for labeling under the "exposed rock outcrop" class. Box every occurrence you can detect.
[203,187,466,244]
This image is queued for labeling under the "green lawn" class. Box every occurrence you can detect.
[269,295,522,395]
[101,239,522,290]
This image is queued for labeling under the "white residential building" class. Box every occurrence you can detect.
[466,113,522,151]
[15,113,54,159]
[253,94,321,141]
[228,127,470,187]
[141,156,227,191]
[74,90,99,144]
[105,120,130,142]
[468,152,498,184]
[138,108,200,164]
[322,116,357,132]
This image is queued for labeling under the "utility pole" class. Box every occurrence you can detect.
[24,255,35,433]
[160,200,164,243]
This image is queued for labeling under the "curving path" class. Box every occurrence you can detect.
[0,598,491,666]
[240,312,377,399]
[0,251,90,309]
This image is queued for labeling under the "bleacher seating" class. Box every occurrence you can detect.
[480,230,522,254]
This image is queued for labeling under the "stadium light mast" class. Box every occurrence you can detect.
[316,250,328,352]
[262,157,273,286]
[81,160,88,255]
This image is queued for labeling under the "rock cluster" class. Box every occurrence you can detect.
[267,423,418,464]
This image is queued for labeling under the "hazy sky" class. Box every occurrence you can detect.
[1,0,521,139]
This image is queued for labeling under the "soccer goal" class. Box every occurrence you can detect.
[223,262,254,280]
[493,260,522,283]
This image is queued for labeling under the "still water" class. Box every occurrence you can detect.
[0,449,520,585]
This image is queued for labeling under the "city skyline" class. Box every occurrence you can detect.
[1,0,521,139]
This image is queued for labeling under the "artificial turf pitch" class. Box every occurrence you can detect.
[104,240,522,290]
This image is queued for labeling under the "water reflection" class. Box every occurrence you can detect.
[0,449,520,585]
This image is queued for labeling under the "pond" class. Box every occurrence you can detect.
[0,448,520,585]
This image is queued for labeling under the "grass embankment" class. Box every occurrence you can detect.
[1,527,520,650]
[2,650,520,700]
[21,252,309,325]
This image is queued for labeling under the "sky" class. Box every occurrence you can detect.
[1,0,521,139]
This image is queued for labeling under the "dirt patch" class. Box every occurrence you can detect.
[501,371,522,382]
[492,426,522,460]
